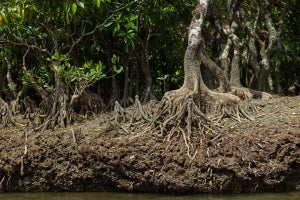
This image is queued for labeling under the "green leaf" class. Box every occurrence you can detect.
[7,82,17,90]
[0,11,8,24]
[126,22,136,30]
[104,21,113,27]
[113,65,123,74]
[76,1,85,9]
[72,3,77,14]
[117,32,126,37]
[96,0,101,8]
[130,14,137,21]
[111,54,118,63]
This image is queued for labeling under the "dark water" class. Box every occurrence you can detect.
[0,192,299,200]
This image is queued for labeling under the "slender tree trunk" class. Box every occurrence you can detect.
[230,27,242,87]
[121,58,130,106]
[106,76,119,110]
[0,97,18,127]
[6,62,17,100]
[149,0,254,160]
[140,38,156,102]
[257,0,286,92]
[199,45,231,92]
[274,43,283,93]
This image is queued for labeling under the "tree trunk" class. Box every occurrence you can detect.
[140,40,156,102]
[106,76,120,110]
[256,0,286,92]
[147,0,263,161]
[230,34,242,87]
[151,0,250,136]
[274,44,282,93]
[121,58,131,106]
[0,97,18,127]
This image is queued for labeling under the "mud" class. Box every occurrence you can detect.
[0,96,299,194]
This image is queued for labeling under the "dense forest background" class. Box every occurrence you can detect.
[0,0,299,127]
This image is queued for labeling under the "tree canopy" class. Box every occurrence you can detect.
[0,0,299,128]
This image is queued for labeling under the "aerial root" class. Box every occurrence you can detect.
[113,95,153,125]
[0,100,18,127]
[152,96,214,135]
[211,104,254,123]
[110,95,155,134]
[124,95,153,129]
[152,96,215,160]
[130,95,152,122]
[113,100,126,123]
[179,127,198,160]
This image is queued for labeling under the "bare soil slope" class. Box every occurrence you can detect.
[0,96,299,193]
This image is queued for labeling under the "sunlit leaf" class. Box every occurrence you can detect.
[0,11,8,24]
[130,14,137,21]
[76,1,85,9]
[72,3,77,14]
[113,65,123,74]
[126,22,136,30]
[96,0,101,8]
[104,21,113,27]
[19,7,25,19]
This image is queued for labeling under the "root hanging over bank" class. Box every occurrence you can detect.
[150,89,215,159]
[148,87,255,160]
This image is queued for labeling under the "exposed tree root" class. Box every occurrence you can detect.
[128,95,152,125]
[32,93,69,133]
[31,89,103,133]
[113,100,128,123]
[230,87,253,100]
[74,91,104,116]
[203,90,254,123]
[111,95,155,134]
[148,87,256,160]
[231,86,273,100]
[0,97,18,127]
[150,89,215,159]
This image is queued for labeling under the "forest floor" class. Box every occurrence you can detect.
[0,95,299,194]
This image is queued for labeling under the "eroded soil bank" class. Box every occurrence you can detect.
[0,96,299,194]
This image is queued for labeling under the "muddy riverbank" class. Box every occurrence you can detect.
[0,96,299,193]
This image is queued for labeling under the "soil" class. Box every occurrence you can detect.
[0,96,299,194]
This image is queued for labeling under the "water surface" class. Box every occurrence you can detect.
[0,192,299,200]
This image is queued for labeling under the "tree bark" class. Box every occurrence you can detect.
[149,1,252,160]
[121,58,130,106]
[140,33,156,102]
[151,0,254,136]
[256,0,286,92]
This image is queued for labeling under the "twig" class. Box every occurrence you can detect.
[71,128,76,143]
[20,156,24,176]
[217,158,221,167]
[206,147,210,158]
[0,175,5,191]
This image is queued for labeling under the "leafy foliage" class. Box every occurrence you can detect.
[0,0,299,109]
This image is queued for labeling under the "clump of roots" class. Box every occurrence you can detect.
[149,89,256,160]
[108,95,156,135]
[209,102,254,123]
[203,91,254,124]
[151,94,215,160]
[0,99,18,127]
